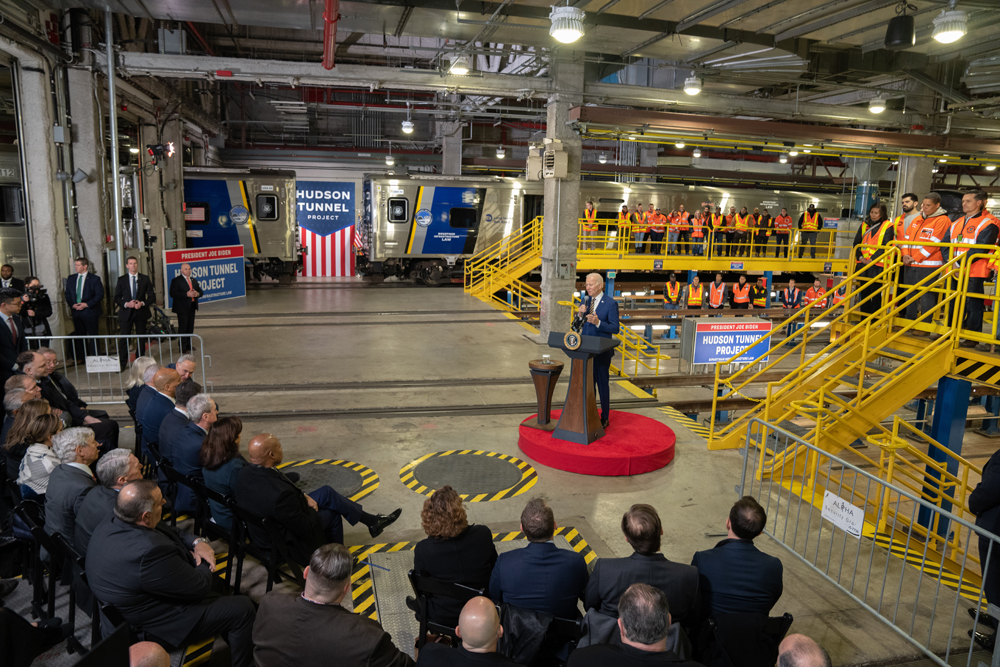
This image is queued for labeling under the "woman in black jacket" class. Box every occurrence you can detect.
[20,277,51,349]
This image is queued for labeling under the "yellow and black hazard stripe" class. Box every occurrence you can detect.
[399,450,537,502]
[405,186,425,254]
[658,406,710,439]
[952,354,1000,386]
[348,526,595,622]
[278,458,380,502]
[874,533,984,604]
[238,180,262,254]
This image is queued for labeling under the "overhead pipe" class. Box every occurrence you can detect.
[322,0,340,70]
[105,10,125,278]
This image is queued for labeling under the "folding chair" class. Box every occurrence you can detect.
[407,570,484,649]
[226,499,304,594]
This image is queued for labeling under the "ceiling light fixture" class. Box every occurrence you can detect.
[129,147,139,154]
[449,54,470,75]
[692,148,701,158]
[683,76,702,96]
[869,97,886,114]
[386,143,395,166]
[549,4,585,44]
[496,145,506,159]
[987,165,997,171]
[803,149,812,153]
[789,150,799,156]
[779,153,789,164]
[401,120,414,134]
[939,158,947,163]
[932,5,968,44]
[675,141,685,148]
[598,154,608,164]
[932,166,940,173]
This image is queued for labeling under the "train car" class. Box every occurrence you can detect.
[182,168,301,283]
[358,174,849,285]
[0,148,29,278]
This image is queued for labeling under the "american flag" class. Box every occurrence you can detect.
[299,226,356,277]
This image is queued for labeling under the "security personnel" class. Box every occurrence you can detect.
[663,273,682,311]
[751,277,768,309]
[804,279,827,309]
[674,205,692,255]
[731,275,751,310]
[683,275,704,309]
[708,274,727,314]
[752,207,771,257]
[949,190,999,346]
[773,207,794,258]
[798,204,822,259]
[734,207,751,258]
[617,204,631,253]
[711,207,726,259]
[691,209,706,257]
[853,202,894,314]
[648,206,667,255]
[900,193,951,327]
[893,192,920,239]
[631,204,646,253]
[582,200,599,251]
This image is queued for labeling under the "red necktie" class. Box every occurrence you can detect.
[8,317,15,345]
[186,277,192,291]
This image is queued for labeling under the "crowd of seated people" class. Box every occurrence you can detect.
[0,353,834,667]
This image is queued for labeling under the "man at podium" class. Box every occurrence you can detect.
[576,273,620,428]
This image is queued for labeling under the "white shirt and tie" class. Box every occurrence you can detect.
[128,272,140,305]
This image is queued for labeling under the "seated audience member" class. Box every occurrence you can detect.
[585,504,700,627]
[489,498,588,619]
[75,448,143,556]
[416,596,516,666]
[135,362,161,419]
[235,433,401,565]
[86,480,255,667]
[777,634,832,667]
[412,485,498,629]
[15,413,62,499]
[568,584,704,667]
[170,354,197,382]
[252,543,414,667]
[157,379,202,463]
[200,416,245,531]
[691,496,783,616]
[0,389,24,480]
[170,393,216,512]
[18,352,69,427]
[137,367,180,455]
[130,641,171,667]
[4,373,40,405]
[125,356,158,415]
[43,427,99,544]
[2,398,52,481]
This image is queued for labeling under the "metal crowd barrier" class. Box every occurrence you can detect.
[27,334,210,405]
[739,417,999,667]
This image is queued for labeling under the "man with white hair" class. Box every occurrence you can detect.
[74,448,143,555]
[135,362,161,420]
[43,427,99,547]
[575,272,620,428]
[171,354,197,382]
[171,393,217,512]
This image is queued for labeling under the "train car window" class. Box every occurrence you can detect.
[598,198,625,204]
[449,207,478,229]
[387,197,408,223]
[256,194,279,221]
[0,186,23,225]
[184,202,209,225]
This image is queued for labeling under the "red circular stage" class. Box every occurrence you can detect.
[517,410,676,476]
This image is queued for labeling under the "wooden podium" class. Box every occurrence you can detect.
[547,332,620,445]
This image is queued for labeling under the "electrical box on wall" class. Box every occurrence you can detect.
[557,261,576,280]
[543,138,568,179]
[526,145,544,182]
[158,28,187,55]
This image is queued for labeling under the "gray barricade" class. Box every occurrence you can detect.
[739,418,1000,667]
[27,334,210,405]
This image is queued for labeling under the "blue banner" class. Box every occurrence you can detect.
[692,320,772,365]
[296,181,355,236]
[164,245,246,307]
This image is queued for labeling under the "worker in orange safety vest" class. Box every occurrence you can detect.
[798,204,822,259]
[948,190,999,346]
[773,207,794,258]
[899,192,952,329]
[616,204,631,253]
[804,279,827,309]
[683,275,704,309]
[691,208,707,257]
[733,207,751,258]
[731,275,752,310]
[752,207,772,258]
[710,207,726,259]
[751,276,768,308]
[582,200,599,250]
[663,273,682,311]
[647,205,667,255]
[673,205,692,255]
[630,204,646,253]
[853,202,894,315]
[708,274,727,315]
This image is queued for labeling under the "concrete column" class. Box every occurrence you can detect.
[139,119,184,301]
[895,156,934,211]
[67,68,107,279]
[440,121,463,175]
[538,53,584,341]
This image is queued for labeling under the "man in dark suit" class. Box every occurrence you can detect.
[137,367,180,456]
[158,379,202,464]
[135,363,161,420]
[416,596,516,666]
[74,449,143,556]
[235,434,401,566]
[488,498,588,619]
[43,427,99,546]
[253,543,413,667]
[585,504,700,628]
[691,496,783,617]
[86,480,255,667]
[577,273,620,428]
[65,257,103,357]
[970,447,1000,648]
[0,288,27,387]
[170,263,204,353]
[114,257,156,369]
[568,584,703,667]
[170,393,216,513]
[0,264,24,292]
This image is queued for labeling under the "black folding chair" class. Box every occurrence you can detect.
[407,570,484,649]
[45,533,91,654]
[226,499,304,594]
[12,500,56,621]
[696,612,794,667]
[156,461,185,528]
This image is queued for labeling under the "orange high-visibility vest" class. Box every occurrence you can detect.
[711,213,724,229]
[901,214,950,267]
[774,215,793,233]
[631,212,647,232]
[725,215,735,229]
[832,289,846,306]
[804,287,826,307]
[691,217,705,238]
[675,211,691,231]
[687,284,703,306]
[733,283,751,303]
[583,208,598,231]
[802,211,821,231]
[952,212,1000,278]
[893,214,906,239]
[709,282,725,307]
[649,213,666,233]
[752,286,767,308]
[860,220,894,267]
[618,212,630,229]
[664,281,680,303]
[782,287,801,309]
[734,214,750,232]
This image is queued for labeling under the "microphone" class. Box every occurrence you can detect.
[571,294,589,333]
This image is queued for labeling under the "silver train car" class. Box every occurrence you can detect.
[0,148,29,278]
[358,175,849,285]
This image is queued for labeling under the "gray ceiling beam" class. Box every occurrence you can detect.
[637,0,680,21]
[677,0,754,33]
[774,0,898,42]
[903,68,969,104]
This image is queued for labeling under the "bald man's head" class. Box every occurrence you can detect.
[152,368,181,397]
[247,433,283,467]
[457,597,502,653]
[778,634,831,667]
[130,641,170,667]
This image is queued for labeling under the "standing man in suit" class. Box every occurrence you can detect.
[0,288,26,387]
[73,448,143,556]
[86,480,255,667]
[970,447,1000,648]
[691,496,783,617]
[577,273,620,429]
[43,427,99,547]
[170,263,203,353]
[114,257,156,369]
[65,257,104,357]
[0,264,24,292]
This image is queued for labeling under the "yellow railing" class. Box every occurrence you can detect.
[465,216,543,296]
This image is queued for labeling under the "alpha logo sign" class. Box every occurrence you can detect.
[164,245,246,307]
[295,181,355,236]
[692,320,772,365]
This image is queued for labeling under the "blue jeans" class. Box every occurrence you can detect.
[308,485,365,544]
[664,303,679,311]
[667,231,679,254]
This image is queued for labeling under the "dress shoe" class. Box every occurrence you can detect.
[977,342,994,353]
[283,471,301,483]
[969,607,998,629]
[960,339,980,349]
[970,628,996,650]
[369,508,402,538]
[601,418,610,428]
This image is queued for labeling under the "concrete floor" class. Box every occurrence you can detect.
[101,278,993,666]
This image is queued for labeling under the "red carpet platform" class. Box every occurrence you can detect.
[518,410,675,476]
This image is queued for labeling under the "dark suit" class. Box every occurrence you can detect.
[584,552,700,626]
[690,539,783,617]
[418,644,516,666]
[580,293,620,422]
[970,448,1000,606]
[43,464,96,545]
[39,373,119,451]
[170,422,207,513]
[114,272,156,364]
[1,277,24,292]
[158,408,190,463]
[74,485,117,556]
[488,541,589,619]
[568,644,704,667]
[0,312,26,387]
[414,524,498,627]
[126,384,144,415]
[170,275,203,353]
[65,271,104,355]
[138,391,174,454]
[252,593,413,667]
[86,517,255,666]
[135,385,155,420]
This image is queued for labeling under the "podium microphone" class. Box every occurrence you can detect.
[571,294,590,333]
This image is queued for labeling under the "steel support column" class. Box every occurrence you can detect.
[918,376,971,537]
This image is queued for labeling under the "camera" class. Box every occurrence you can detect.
[23,285,46,311]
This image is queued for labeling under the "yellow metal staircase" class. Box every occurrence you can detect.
[464,217,543,311]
